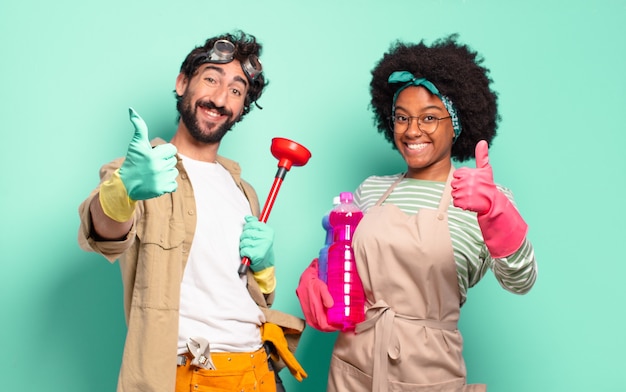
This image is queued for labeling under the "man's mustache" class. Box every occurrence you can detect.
[197,101,232,117]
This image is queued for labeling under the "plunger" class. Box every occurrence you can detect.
[238,137,312,276]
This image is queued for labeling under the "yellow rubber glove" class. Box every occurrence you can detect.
[252,267,276,294]
[99,169,137,222]
[99,108,178,222]
[261,322,307,381]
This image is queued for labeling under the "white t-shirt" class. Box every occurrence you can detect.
[177,154,265,353]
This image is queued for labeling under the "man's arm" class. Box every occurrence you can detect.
[79,108,178,250]
[89,193,134,240]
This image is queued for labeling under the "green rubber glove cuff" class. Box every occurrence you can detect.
[99,169,137,222]
[252,266,276,294]
[250,247,275,272]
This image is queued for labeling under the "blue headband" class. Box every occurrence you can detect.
[388,71,462,141]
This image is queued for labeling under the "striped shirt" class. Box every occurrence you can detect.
[353,173,537,305]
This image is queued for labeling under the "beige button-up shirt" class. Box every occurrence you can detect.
[78,139,304,391]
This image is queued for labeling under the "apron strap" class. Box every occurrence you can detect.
[437,166,455,220]
[374,174,405,207]
[355,300,458,392]
[375,166,456,211]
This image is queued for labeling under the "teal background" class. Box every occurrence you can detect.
[1,0,625,391]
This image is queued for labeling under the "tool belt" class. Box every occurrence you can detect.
[177,323,306,380]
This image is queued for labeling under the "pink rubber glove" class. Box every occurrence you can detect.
[451,140,528,258]
[295,259,338,332]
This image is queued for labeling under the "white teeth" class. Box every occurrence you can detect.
[407,143,427,151]
[201,107,220,118]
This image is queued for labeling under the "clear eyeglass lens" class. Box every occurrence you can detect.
[393,114,438,134]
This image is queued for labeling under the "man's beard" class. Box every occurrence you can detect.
[179,95,239,144]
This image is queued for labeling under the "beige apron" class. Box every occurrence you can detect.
[328,169,486,392]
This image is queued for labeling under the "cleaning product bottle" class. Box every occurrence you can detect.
[326,191,366,331]
[318,196,340,283]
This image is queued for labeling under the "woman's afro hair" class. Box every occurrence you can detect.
[369,34,500,162]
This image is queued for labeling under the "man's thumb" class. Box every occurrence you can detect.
[128,107,150,144]
[475,140,490,169]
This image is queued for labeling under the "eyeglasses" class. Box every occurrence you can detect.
[389,113,451,134]
[192,39,263,83]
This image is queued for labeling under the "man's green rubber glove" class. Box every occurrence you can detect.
[99,108,179,222]
[239,215,276,293]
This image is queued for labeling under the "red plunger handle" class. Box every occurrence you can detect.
[259,176,284,222]
[238,167,287,276]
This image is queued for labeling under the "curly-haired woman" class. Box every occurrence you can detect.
[297,34,537,392]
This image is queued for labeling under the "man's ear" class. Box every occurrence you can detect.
[175,72,188,96]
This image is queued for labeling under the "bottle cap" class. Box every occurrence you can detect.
[339,192,353,203]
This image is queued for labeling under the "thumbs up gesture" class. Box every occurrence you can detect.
[451,140,528,258]
[99,108,178,222]
[451,140,496,214]
[119,108,178,200]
